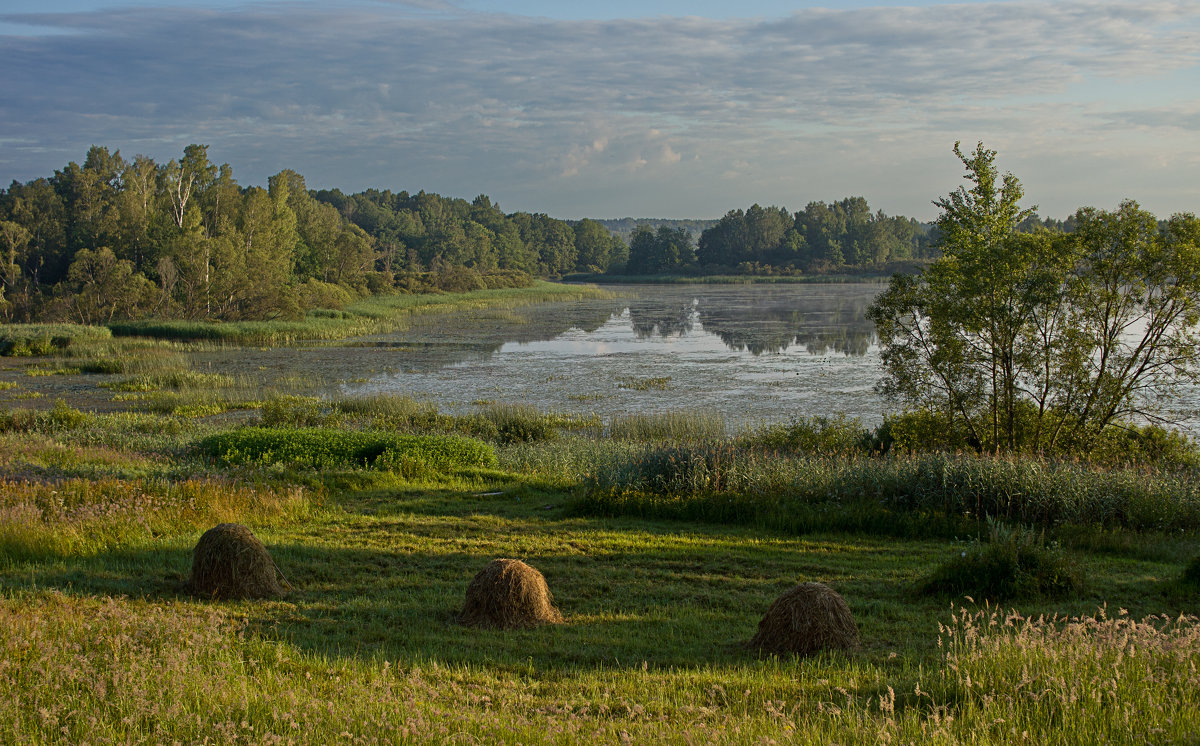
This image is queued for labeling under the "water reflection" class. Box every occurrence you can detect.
[625,287,877,356]
[629,298,697,339]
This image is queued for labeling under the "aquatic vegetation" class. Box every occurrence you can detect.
[0,324,112,356]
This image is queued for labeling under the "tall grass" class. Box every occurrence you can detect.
[197,427,498,474]
[0,323,112,356]
[608,411,726,441]
[3,593,1194,744]
[580,446,1200,535]
[0,477,315,560]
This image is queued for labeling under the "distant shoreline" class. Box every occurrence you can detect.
[561,272,896,285]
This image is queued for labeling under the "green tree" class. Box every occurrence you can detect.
[869,142,1200,454]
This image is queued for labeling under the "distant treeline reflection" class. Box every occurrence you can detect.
[626,290,875,356]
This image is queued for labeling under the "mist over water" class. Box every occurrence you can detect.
[344,284,888,427]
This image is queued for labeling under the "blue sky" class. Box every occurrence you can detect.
[2,0,1198,220]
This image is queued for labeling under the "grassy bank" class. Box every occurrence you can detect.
[107,282,612,345]
[564,272,893,284]
[0,398,1197,743]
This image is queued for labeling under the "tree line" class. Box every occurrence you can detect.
[1,143,953,324]
[0,145,627,323]
[622,199,937,275]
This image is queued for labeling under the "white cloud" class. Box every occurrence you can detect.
[0,1,1197,218]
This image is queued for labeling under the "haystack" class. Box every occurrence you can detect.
[188,523,289,600]
[458,558,563,629]
[748,581,859,656]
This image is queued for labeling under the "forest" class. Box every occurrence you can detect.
[1,144,945,324]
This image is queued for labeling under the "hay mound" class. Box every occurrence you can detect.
[188,523,288,600]
[458,558,563,629]
[748,581,859,657]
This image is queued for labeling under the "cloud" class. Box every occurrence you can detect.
[0,1,1197,218]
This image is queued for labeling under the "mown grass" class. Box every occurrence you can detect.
[0,393,1197,743]
[108,282,612,345]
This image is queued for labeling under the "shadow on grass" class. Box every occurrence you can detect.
[3,488,1191,674]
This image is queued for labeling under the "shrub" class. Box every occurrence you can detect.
[921,519,1083,600]
[196,427,497,473]
[1183,555,1200,587]
[747,415,871,455]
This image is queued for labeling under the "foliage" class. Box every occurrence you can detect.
[197,427,498,473]
[581,449,1200,536]
[876,406,1200,468]
[1183,555,1200,587]
[921,519,1083,600]
[744,415,872,455]
[0,146,624,324]
[625,225,696,274]
[0,323,112,356]
[870,142,1200,455]
[696,199,931,272]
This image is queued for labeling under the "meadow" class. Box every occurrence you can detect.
[1,287,1198,744]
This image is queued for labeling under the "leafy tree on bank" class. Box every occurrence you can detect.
[626,226,695,274]
[696,198,928,272]
[868,142,1200,454]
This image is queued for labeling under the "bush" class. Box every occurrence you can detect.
[196,427,498,473]
[747,415,871,455]
[922,519,1083,600]
[1183,555,1200,587]
[296,279,357,310]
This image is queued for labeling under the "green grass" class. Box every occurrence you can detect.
[197,426,499,474]
[0,392,1198,742]
[579,445,1200,536]
[108,282,612,345]
[609,410,727,441]
[0,323,112,356]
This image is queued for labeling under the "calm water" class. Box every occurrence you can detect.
[342,284,888,427]
[186,282,1200,432]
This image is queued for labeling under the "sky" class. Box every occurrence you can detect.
[1,0,1198,221]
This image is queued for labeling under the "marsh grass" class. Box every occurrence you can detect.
[617,375,672,391]
[0,477,315,560]
[0,323,111,356]
[608,411,726,441]
[581,446,1200,535]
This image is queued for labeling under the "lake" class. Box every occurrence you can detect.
[184,281,1200,433]
[340,283,889,427]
